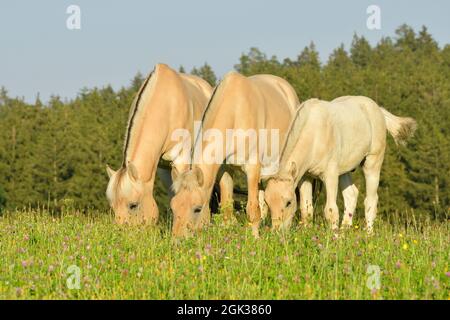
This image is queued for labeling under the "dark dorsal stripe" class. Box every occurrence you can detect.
[122,71,154,167]
[190,83,221,166]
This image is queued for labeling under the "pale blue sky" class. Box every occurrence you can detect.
[0,0,449,103]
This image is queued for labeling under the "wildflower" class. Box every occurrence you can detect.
[354,225,359,229]
[445,272,450,277]
[402,243,408,250]
[413,239,418,245]
[23,234,29,241]
[395,261,402,269]
[48,265,55,273]
[15,288,23,297]
[249,251,256,256]
[195,251,202,260]
[21,260,28,268]
[398,233,403,238]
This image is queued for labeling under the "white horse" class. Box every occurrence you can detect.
[264,96,416,233]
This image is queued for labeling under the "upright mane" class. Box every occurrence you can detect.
[190,78,225,164]
[122,70,155,167]
[277,99,317,171]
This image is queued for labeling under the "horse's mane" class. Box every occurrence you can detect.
[279,101,308,164]
[106,166,128,204]
[271,99,321,179]
[171,169,201,193]
[122,70,154,167]
[190,74,228,165]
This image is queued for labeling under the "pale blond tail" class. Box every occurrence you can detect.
[380,107,417,146]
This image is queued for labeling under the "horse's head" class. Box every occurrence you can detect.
[264,162,297,231]
[106,162,157,225]
[170,166,209,238]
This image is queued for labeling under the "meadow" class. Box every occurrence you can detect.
[0,208,448,299]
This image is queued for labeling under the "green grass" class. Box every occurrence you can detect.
[0,208,448,299]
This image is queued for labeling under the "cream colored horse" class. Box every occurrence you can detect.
[170,71,300,238]
[106,63,232,225]
[264,96,416,233]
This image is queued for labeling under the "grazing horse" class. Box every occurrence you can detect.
[170,71,300,238]
[264,96,417,233]
[106,63,233,225]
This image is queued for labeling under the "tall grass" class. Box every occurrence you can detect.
[0,209,448,299]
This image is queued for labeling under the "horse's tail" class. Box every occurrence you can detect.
[380,107,417,146]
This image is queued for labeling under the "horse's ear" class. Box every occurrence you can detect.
[106,165,116,178]
[127,162,140,182]
[288,162,297,179]
[193,167,204,187]
[171,166,180,181]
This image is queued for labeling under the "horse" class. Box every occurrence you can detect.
[264,96,417,233]
[170,71,301,238]
[105,63,233,226]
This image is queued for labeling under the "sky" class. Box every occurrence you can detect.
[0,0,449,103]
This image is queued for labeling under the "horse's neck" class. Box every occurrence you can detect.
[198,162,222,196]
[126,104,172,182]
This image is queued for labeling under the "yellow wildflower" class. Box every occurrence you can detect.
[402,243,409,250]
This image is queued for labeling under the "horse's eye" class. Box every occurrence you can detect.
[286,200,292,207]
[128,202,139,211]
[193,206,202,214]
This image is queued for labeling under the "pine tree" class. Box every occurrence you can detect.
[191,63,217,86]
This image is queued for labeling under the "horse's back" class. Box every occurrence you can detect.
[248,74,300,114]
[179,73,213,119]
[329,96,387,171]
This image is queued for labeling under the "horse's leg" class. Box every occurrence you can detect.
[259,190,269,221]
[323,171,339,231]
[219,171,235,224]
[299,177,314,226]
[339,173,359,228]
[157,167,174,198]
[246,164,262,238]
[362,153,384,234]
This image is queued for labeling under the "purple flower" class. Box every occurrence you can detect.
[445,272,450,277]
[395,261,402,269]
[195,251,202,260]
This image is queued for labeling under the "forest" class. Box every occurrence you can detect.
[0,24,449,220]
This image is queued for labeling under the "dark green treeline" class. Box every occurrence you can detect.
[0,25,449,219]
